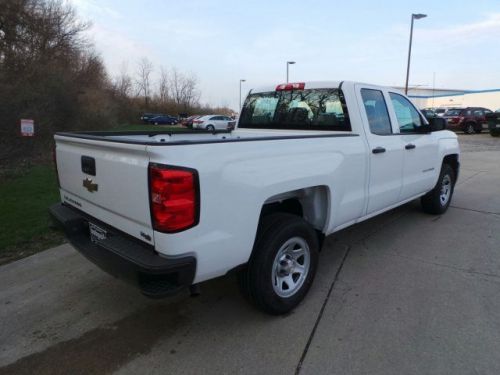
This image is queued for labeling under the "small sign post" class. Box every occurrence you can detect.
[20,119,35,137]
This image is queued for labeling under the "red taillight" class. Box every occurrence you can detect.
[193,120,204,124]
[149,164,199,233]
[276,82,305,91]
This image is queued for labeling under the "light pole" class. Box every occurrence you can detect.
[405,13,427,95]
[239,79,246,111]
[286,61,295,83]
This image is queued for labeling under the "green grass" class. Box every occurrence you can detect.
[0,164,64,264]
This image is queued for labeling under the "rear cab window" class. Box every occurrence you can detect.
[239,88,351,131]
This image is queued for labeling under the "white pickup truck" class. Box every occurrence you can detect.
[50,81,459,314]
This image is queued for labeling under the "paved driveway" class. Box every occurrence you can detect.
[1,134,499,375]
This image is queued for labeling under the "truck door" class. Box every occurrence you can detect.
[387,92,439,200]
[356,86,405,214]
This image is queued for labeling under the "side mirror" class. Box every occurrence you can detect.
[429,117,446,131]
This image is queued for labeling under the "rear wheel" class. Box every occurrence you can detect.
[421,163,455,215]
[206,125,215,131]
[154,122,159,125]
[238,213,319,315]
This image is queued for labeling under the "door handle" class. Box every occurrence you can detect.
[405,143,416,150]
[372,147,386,154]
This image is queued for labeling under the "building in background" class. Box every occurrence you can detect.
[393,86,500,111]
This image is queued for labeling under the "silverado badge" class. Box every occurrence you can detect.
[83,177,98,192]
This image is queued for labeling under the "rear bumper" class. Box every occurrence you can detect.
[49,203,196,298]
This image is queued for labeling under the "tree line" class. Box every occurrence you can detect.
[0,0,232,165]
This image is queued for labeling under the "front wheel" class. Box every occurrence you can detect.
[238,213,319,315]
[421,164,455,215]
[206,125,215,131]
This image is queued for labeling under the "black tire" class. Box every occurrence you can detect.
[474,127,482,134]
[206,125,215,131]
[464,123,475,134]
[490,130,500,137]
[238,213,319,315]
[421,164,455,215]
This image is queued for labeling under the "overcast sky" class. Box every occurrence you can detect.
[69,0,500,110]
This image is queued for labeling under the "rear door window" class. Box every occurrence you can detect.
[360,89,392,135]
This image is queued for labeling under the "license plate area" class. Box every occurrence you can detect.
[89,222,107,243]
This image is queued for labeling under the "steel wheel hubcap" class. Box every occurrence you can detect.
[272,237,310,298]
[440,174,452,206]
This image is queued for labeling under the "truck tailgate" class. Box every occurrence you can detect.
[55,135,154,245]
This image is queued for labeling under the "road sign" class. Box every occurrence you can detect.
[20,119,34,137]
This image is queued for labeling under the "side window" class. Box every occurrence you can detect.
[389,93,423,133]
[360,89,392,135]
[473,109,483,116]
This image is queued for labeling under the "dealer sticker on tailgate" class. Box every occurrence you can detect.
[89,222,107,243]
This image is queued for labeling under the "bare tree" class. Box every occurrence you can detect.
[158,66,169,104]
[136,57,153,107]
[169,68,200,111]
[114,62,132,97]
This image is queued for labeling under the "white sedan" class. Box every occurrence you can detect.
[192,115,236,131]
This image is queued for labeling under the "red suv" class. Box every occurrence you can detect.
[444,107,493,134]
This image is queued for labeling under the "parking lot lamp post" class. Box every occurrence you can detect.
[286,61,295,83]
[405,13,427,95]
[239,79,246,111]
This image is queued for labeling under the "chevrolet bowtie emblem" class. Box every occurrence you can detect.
[83,177,98,192]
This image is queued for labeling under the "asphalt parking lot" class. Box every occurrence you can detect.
[1,133,499,375]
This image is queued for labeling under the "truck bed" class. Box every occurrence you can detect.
[55,128,355,146]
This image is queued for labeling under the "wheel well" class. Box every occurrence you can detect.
[260,198,303,218]
[259,186,329,247]
[443,154,459,179]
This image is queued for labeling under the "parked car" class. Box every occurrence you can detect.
[485,110,500,137]
[148,115,179,125]
[420,109,437,119]
[435,108,448,117]
[192,115,236,131]
[50,80,459,315]
[443,107,493,134]
[140,113,164,123]
[181,115,201,128]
